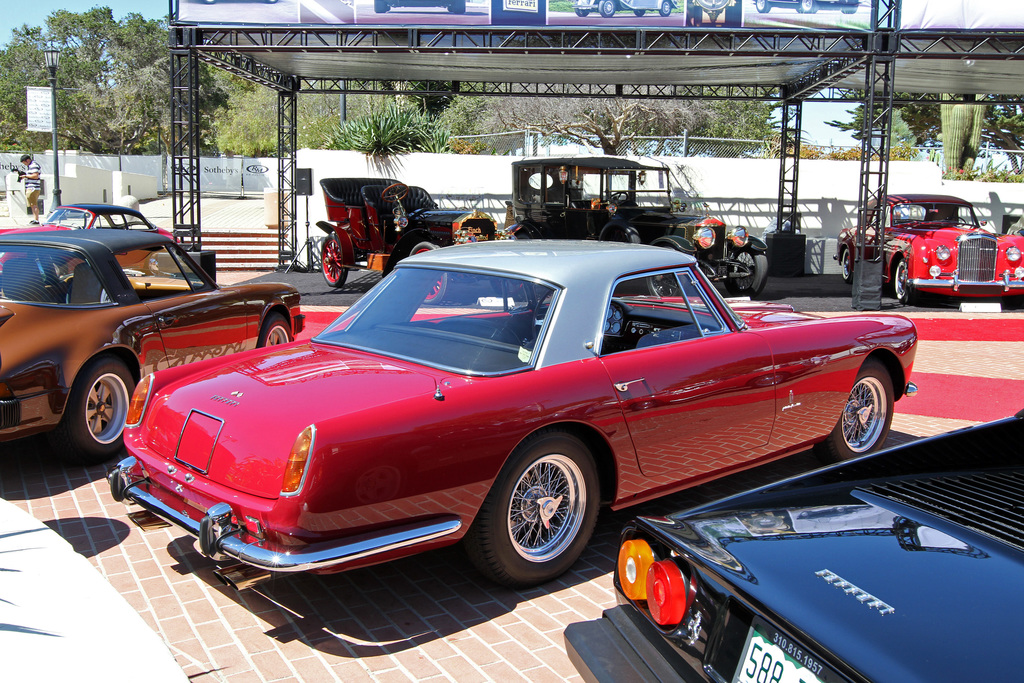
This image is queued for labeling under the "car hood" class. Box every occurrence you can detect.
[655,424,1024,682]
[139,342,439,498]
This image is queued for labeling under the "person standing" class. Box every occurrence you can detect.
[20,154,41,225]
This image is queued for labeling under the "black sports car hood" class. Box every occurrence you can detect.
[647,415,1024,683]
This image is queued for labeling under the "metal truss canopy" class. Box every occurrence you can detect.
[169,13,1024,304]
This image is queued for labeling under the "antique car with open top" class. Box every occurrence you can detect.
[835,193,1024,305]
[565,410,1024,683]
[509,157,769,297]
[108,241,915,591]
[0,230,302,464]
[316,177,506,288]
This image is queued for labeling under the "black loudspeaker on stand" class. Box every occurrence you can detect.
[287,168,321,273]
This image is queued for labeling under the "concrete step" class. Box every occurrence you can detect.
[197,228,281,271]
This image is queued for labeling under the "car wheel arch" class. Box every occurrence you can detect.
[385,230,434,275]
[865,348,907,401]
[259,304,293,339]
[501,421,618,506]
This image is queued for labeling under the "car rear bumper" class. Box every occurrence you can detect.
[564,605,694,683]
[107,455,462,573]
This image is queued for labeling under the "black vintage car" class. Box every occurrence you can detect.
[509,157,768,297]
[317,178,506,288]
[565,410,1024,682]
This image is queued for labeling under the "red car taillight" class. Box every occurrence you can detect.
[618,535,698,628]
[126,374,153,428]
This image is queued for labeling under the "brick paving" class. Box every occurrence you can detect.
[3,305,1022,681]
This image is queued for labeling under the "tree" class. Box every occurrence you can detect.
[490,97,713,155]
[0,8,228,155]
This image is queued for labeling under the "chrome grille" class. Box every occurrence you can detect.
[866,470,1024,552]
[958,233,997,282]
[0,398,19,430]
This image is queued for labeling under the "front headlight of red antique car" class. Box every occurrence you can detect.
[934,244,952,263]
[694,226,715,249]
[1007,246,1022,263]
[727,226,748,247]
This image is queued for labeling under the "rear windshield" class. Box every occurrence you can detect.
[0,245,110,306]
[316,267,559,375]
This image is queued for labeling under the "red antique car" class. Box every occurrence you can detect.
[836,193,1024,305]
[316,178,506,288]
[109,241,917,591]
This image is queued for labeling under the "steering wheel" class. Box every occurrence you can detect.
[608,191,631,205]
[381,183,409,203]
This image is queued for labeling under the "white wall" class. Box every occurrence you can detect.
[296,150,1024,274]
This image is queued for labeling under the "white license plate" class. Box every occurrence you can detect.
[733,618,833,683]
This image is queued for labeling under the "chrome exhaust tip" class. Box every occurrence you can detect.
[126,509,172,531]
[904,381,918,398]
[213,563,272,591]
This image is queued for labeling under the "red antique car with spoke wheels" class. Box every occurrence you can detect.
[110,241,916,591]
[316,177,508,288]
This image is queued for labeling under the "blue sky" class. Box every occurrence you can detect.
[1,0,856,145]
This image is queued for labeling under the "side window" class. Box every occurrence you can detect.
[601,269,725,355]
[544,170,565,205]
[517,166,542,204]
[0,247,109,306]
[115,246,201,300]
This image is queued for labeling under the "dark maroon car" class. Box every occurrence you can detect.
[0,230,302,464]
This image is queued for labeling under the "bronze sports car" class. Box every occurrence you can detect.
[0,231,303,465]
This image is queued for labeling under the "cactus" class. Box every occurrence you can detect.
[940,95,985,174]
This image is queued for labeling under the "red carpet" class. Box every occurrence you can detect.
[912,317,1024,342]
[900,373,1024,422]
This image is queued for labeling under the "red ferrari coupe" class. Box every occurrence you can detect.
[109,241,917,590]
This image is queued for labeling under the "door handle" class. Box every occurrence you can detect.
[158,315,177,327]
[614,378,646,392]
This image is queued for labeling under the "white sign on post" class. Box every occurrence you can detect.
[26,87,52,132]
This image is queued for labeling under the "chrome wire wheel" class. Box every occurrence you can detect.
[85,372,129,445]
[507,454,586,563]
[841,375,887,454]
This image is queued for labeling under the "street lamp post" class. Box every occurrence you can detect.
[43,47,61,208]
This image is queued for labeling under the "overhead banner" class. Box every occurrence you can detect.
[901,0,1024,29]
[175,0,873,30]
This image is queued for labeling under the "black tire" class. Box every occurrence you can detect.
[754,0,770,12]
[574,8,591,15]
[601,223,641,244]
[321,236,350,289]
[814,358,894,464]
[599,0,616,17]
[465,429,599,588]
[797,0,817,12]
[839,247,854,285]
[893,258,918,306]
[48,356,135,466]
[633,9,645,16]
[448,0,466,13]
[724,251,769,298]
[840,3,857,13]
[258,312,292,347]
[659,0,671,15]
